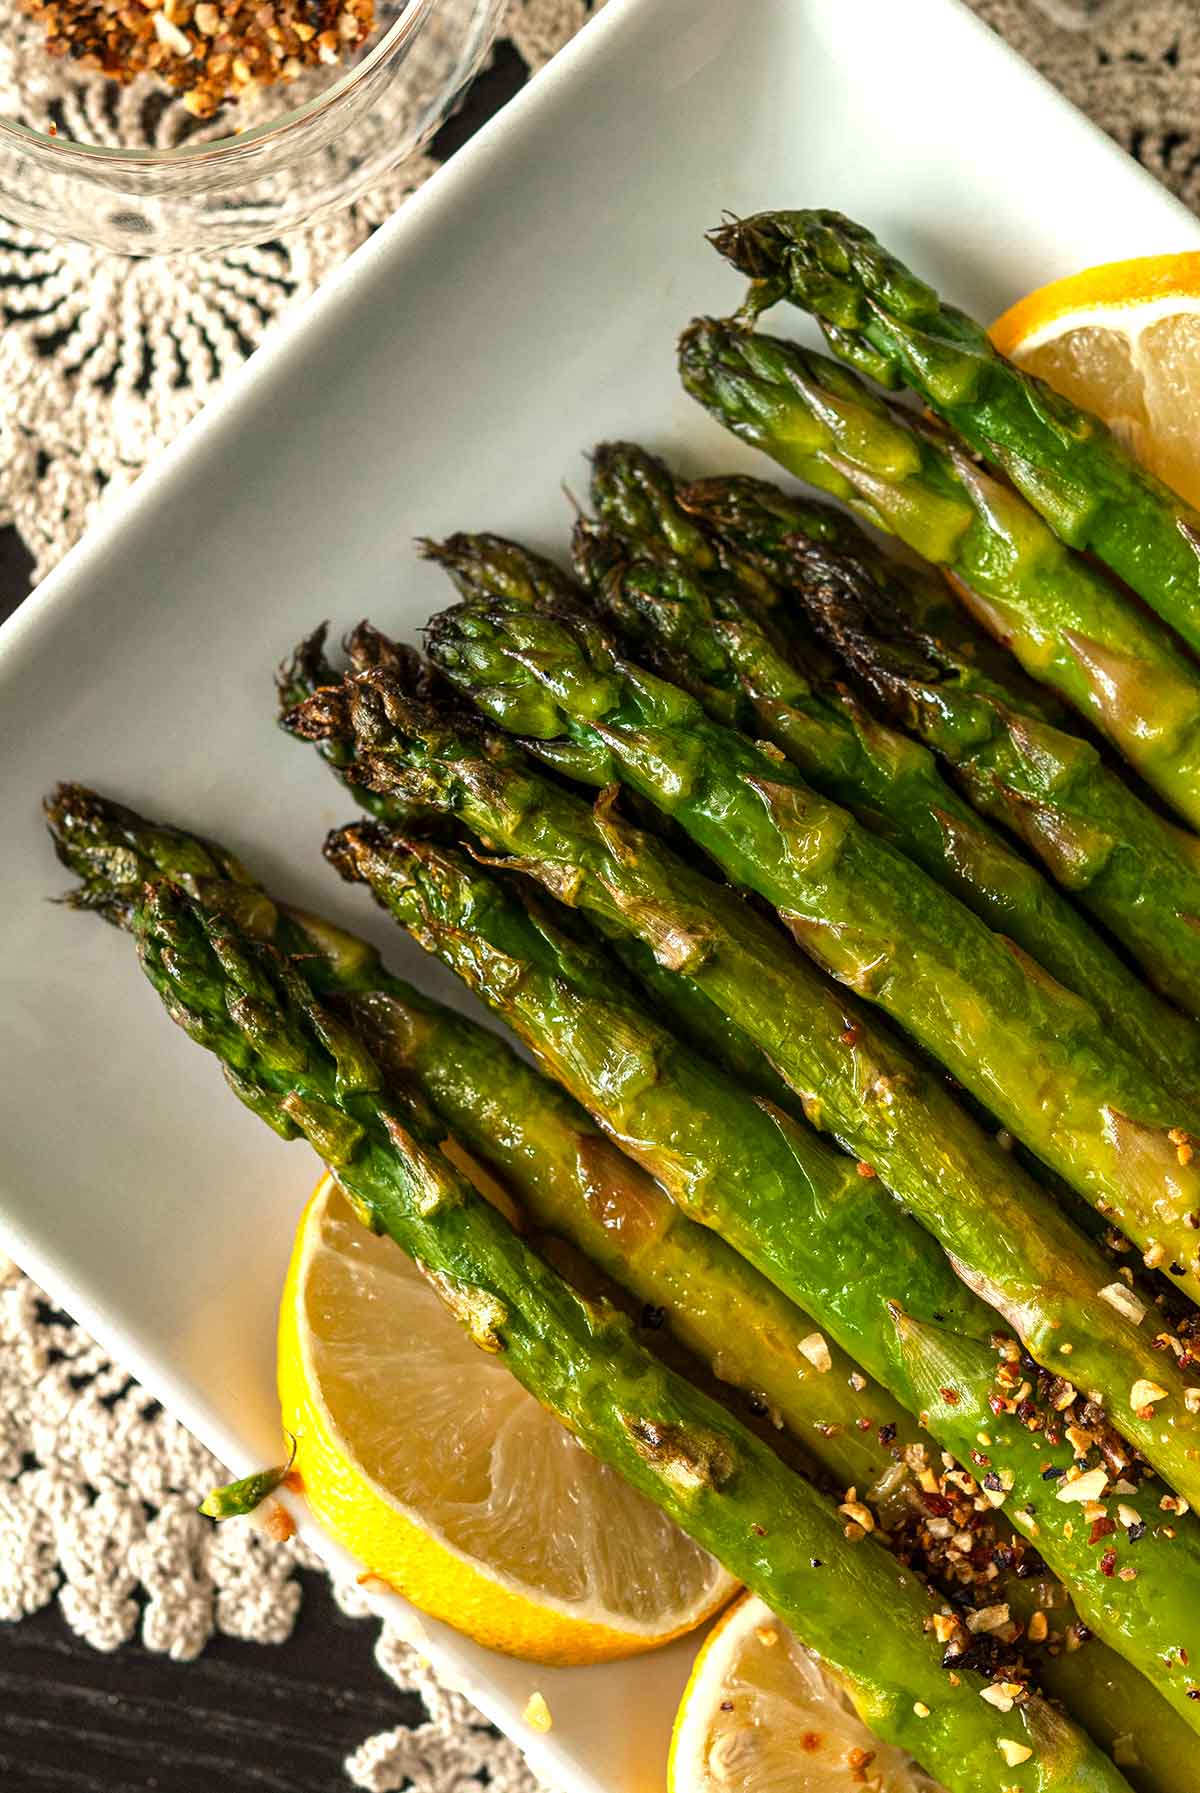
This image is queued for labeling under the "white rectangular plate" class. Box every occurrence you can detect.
[3,2,1199,1786]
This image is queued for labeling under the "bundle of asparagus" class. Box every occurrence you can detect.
[47,788,1139,1793]
[50,206,1200,1793]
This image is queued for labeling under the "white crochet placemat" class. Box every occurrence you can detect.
[2,1,1197,1787]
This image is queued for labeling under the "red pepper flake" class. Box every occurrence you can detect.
[923,1492,953,1517]
[855,1416,872,1431]
[800,1732,823,1752]
[840,1026,859,1046]
[719,1700,734,1712]
[855,1161,876,1179]
[1099,1549,1118,1578]
[1088,1517,1117,1546]
[940,1386,961,1405]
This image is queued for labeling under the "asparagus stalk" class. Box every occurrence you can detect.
[676,317,1200,833]
[281,665,1200,1503]
[566,446,1200,1096]
[84,870,1131,1793]
[746,511,1200,1028]
[46,790,1189,1786]
[678,470,1077,731]
[710,209,1200,655]
[322,821,987,1355]
[426,596,1200,1296]
[45,783,906,1489]
[323,817,1200,1745]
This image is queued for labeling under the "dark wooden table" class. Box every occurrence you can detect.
[0,42,530,1792]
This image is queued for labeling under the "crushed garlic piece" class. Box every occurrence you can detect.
[1098,1282,1146,1324]
[798,1332,832,1373]
[965,1603,1010,1635]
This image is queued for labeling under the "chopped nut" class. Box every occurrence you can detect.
[998,1740,1033,1768]
[912,1701,930,1718]
[798,1332,832,1374]
[1186,1388,1200,1415]
[980,1683,1022,1713]
[848,1371,867,1392]
[1056,1467,1109,1505]
[1131,1379,1169,1409]
[152,6,191,50]
[356,1571,393,1595]
[837,1500,875,1533]
[754,1625,779,1647]
[931,1613,959,1645]
[1026,1611,1048,1644]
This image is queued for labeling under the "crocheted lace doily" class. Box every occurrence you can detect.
[0,1245,543,1793]
[0,1,1194,1787]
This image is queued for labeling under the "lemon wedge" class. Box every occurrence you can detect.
[991,252,1200,507]
[669,1592,944,1793]
[278,1174,736,1665]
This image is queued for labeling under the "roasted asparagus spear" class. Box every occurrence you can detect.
[710,208,1200,656]
[695,488,1200,1028]
[677,317,1200,833]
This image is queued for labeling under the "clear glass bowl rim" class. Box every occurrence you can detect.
[0,0,436,166]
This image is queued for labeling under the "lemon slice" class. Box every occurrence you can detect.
[990,252,1200,506]
[278,1174,736,1665]
[669,1593,944,1793]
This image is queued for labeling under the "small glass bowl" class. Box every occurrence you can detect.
[0,0,505,254]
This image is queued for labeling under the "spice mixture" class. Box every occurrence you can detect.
[21,0,376,117]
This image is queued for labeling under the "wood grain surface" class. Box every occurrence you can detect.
[0,1571,423,1792]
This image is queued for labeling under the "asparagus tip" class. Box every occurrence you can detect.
[275,623,336,717]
